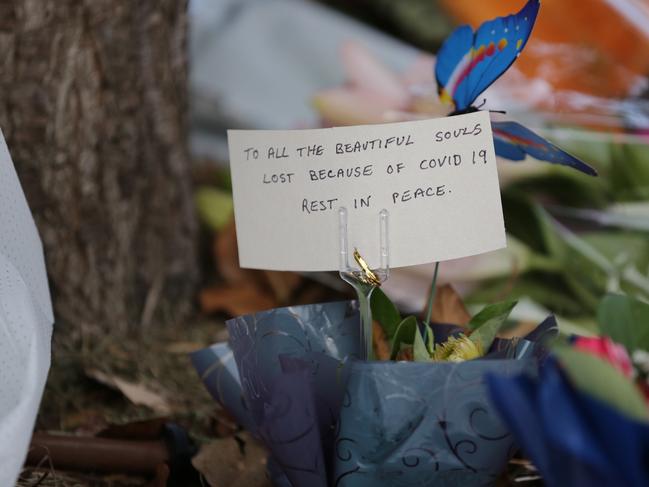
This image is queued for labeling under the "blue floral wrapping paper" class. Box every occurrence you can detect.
[192,301,554,487]
[225,301,360,487]
[333,359,532,487]
[191,342,255,431]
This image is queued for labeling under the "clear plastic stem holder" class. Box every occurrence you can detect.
[338,207,390,360]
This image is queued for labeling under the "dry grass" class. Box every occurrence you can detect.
[28,317,229,485]
[17,467,146,487]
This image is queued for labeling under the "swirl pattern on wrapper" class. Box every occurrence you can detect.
[190,342,255,432]
[227,301,361,487]
[333,359,533,487]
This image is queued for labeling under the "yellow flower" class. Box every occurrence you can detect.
[433,334,483,362]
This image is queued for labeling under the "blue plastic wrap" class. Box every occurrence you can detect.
[488,357,649,487]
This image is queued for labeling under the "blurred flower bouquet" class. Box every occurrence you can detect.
[191,2,649,485]
[312,9,649,325]
[488,292,649,487]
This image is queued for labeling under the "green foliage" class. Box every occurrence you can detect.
[550,204,649,233]
[534,206,649,313]
[584,232,649,269]
[467,275,583,316]
[493,130,649,326]
[390,316,418,360]
[412,323,430,362]
[598,294,649,354]
[506,172,608,215]
[468,299,518,330]
[371,287,401,340]
[386,295,517,362]
[195,187,233,231]
[609,142,649,201]
[468,300,517,351]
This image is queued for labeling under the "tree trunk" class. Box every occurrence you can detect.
[0,0,198,332]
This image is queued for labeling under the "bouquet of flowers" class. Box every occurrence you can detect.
[193,293,557,486]
[190,2,643,485]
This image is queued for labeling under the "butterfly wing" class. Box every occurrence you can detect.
[435,25,475,110]
[492,121,598,176]
[435,0,540,112]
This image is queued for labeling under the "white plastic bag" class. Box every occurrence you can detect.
[0,131,54,485]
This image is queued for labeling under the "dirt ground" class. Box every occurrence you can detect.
[20,317,227,486]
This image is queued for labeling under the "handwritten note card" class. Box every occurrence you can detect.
[228,111,505,271]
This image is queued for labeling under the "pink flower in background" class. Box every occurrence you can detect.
[312,41,446,126]
[573,336,634,378]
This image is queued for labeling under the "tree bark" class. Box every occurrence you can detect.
[0,0,197,332]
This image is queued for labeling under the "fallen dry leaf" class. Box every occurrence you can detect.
[293,281,330,305]
[200,283,276,317]
[192,433,270,487]
[215,220,256,284]
[214,326,230,342]
[210,220,305,315]
[164,341,205,354]
[430,284,471,326]
[85,369,171,415]
[497,320,540,339]
[263,270,302,304]
[372,320,391,360]
[212,406,238,438]
[395,346,413,362]
[61,408,109,435]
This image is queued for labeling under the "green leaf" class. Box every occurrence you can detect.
[467,276,583,316]
[468,300,517,351]
[371,287,401,340]
[535,205,569,262]
[534,206,614,311]
[554,347,648,422]
[598,293,649,353]
[390,316,417,360]
[468,300,518,330]
[413,324,431,362]
[583,232,649,269]
[584,233,649,299]
[537,213,649,306]
[195,187,234,231]
[550,205,649,233]
[609,142,649,201]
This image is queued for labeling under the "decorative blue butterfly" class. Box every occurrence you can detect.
[493,121,597,175]
[435,0,597,176]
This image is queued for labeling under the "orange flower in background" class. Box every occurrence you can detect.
[441,0,649,100]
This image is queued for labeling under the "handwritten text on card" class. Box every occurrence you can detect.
[228,111,506,271]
